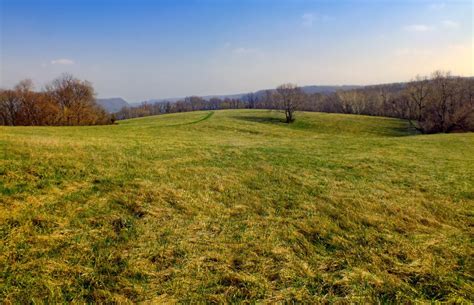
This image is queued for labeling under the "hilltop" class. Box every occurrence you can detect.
[96,97,130,113]
[137,85,361,105]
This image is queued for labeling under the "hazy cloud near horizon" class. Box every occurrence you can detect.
[51,59,75,65]
[403,24,435,32]
[1,0,472,101]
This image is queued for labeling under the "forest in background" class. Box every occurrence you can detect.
[115,71,473,134]
[1,71,473,133]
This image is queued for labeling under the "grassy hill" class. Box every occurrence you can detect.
[1,110,473,303]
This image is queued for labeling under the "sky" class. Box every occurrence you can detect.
[1,0,472,102]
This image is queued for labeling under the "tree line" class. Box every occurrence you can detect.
[116,71,473,133]
[2,71,472,133]
[0,74,113,126]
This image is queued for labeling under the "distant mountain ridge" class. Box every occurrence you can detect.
[135,85,362,106]
[96,98,130,113]
[99,78,474,110]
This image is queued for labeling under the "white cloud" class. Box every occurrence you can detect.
[442,20,460,29]
[302,13,315,27]
[403,24,434,32]
[51,58,75,65]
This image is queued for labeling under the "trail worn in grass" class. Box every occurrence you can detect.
[0,110,473,303]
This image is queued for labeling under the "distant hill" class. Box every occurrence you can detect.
[252,85,362,99]
[300,85,361,94]
[132,77,474,106]
[96,98,129,113]
[137,85,362,105]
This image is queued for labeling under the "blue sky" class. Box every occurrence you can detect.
[1,0,472,102]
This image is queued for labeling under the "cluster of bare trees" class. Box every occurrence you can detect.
[401,72,473,133]
[117,71,472,133]
[319,72,473,133]
[0,74,113,126]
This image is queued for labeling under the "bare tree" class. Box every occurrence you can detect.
[400,72,474,133]
[429,71,473,132]
[246,92,257,109]
[0,89,20,125]
[257,90,274,109]
[275,83,303,123]
[404,75,431,131]
[209,98,220,110]
[336,90,358,114]
[14,79,41,125]
[46,73,105,125]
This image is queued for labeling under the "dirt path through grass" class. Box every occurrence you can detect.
[169,111,214,126]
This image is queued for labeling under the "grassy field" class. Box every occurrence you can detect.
[1,109,473,303]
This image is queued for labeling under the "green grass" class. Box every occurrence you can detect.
[1,109,473,303]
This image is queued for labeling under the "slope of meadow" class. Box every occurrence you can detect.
[1,110,473,303]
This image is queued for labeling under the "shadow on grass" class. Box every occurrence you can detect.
[232,115,286,124]
[385,126,420,137]
[233,114,419,137]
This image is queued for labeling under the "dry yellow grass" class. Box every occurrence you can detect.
[1,110,473,303]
